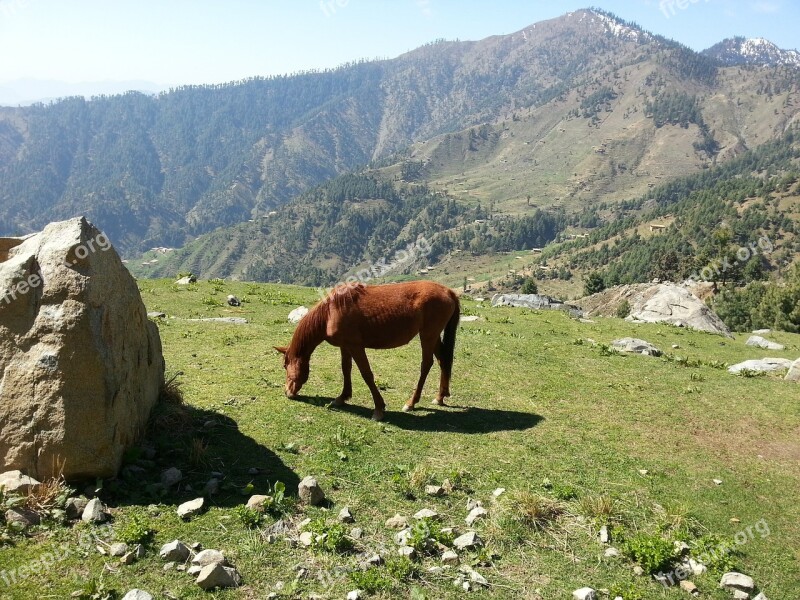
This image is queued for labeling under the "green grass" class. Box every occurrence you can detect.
[1,279,798,599]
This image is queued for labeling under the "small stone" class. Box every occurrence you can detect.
[713,478,723,486]
[385,514,408,529]
[492,487,506,497]
[365,554,383,567]
[192,549,227,567]
[599,525,609,544]
[159,540,190,562]
[191,542,202,550]
[573,587,597,600]
[453,531,483,550]
[109,543,128,557]
[246,494,269,511]
[177,497,205,519]
[442,550,459,565]
[175,275,196,285]
[121,591,154,600]
[298,517,312,529]
[688,558,706,576]
[0,470,41,495]
[196,563,242,590]
[732,592,750,600]
[338,507,355,523]
[604,547,620,558]
[227,295,241,307]
[82,498,107,523]
[468,569,488,586]
[394,528,412,546]
[674,540,690,554]
[638,469,649,476]
[350,527,363,539]
[425,484,445,496]
[160,467,183,488]
[633,565,645,576]
[753,593,768,600]
[347,590,363,600]
[163,561,176,571]
[204,478,220,496]
[96,545,107,555]
[466,498,483,511]
[298,476,325,506]
[414,508,439,520]
[299,531,314,547]
[398,545,416,559]
[720,572,755,593]
[187,565,202,576]
[4,507,40,529]
[465,506,488,526]
[65,496,89,519]
[680,581,699,595]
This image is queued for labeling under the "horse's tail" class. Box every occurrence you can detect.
[440,293,460,380]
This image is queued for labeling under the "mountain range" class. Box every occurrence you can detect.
[1,8,798,287]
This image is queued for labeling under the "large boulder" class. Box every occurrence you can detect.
[728,358,793,375]
[0,218,164,480]
[578,283,732,337]
[491,294,583,317]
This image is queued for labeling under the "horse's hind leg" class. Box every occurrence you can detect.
[403,336,436,413]
[334,348,352,406]
[432,340,450,405]
[350,347,386,421]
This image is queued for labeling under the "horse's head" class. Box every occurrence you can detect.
[274,346,309,398]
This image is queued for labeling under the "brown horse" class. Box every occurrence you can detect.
[275,280,460,421]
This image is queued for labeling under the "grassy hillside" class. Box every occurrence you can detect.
[1,279,798,599]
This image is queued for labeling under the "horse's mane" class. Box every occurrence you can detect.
[289,283,366,356]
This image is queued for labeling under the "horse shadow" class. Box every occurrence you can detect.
[293,395,543,434]
[99,403,300,509]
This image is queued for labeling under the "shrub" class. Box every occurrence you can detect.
[620,533,676,574]
[615,299,631,319]
[116,512,154,545]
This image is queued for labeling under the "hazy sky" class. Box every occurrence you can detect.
[0,0,797,88]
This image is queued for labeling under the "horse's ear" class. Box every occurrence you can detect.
[274,346,288,355]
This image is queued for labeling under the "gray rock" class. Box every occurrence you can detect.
[466,498,483,511]
[465,506,488,526]
[175,275,196,285]
[109,543,129,557]
[397,545,416,559]
[442,550,459,565]
[350,527,363,540]
[204,478,220,496]
[187,317,248,324]
[192,549,227,567]
[720,572,755,593]
[196,563,242,590]
[65,496,89,519]
[785,358,800,382]
[0,470,40,495]
[385,514,408,529]
[177,497,205,519]
[161,467,183,488]
[246,494,269,511]
[460,315,480,322]
[4,507,40,529]
[573,587,597,600]
[288,306,309,323]
[425,484,445,496]
[491,293,583,317]
[298,476,325,506]
[604,547,620,558]
[159,540,190,562]
[147,311,166,319]
[633,565,644,576]
[298,531,314,547]
[414,508,439,520]
[680,581,699,596]
[599,525,609,544]
[0,218,164,481]
[611,337,662,356]
[394,528,412,546]
[728,358,793,374]
[364,554,383,567]
[227,295,241,307]
[347,591,363,600]
[746,335,785,351]
[752,329,771,335]
[453,531,483,550]
[752,593,768,600]
[338,506,355,523]
[81,498,107,523]
[732,592,750,600]
[121,591,154,600]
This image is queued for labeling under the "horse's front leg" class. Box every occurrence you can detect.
[350,346,386,421]
[334,348,352,406]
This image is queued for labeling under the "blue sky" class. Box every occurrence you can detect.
[0,0,797,88]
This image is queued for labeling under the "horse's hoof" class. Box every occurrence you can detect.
[402,404,414,412]
[333,397,349,407]
[432,399,446,406]
[371,411,385,421]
